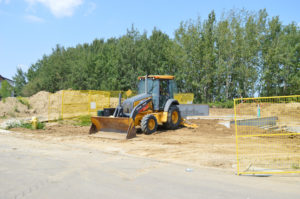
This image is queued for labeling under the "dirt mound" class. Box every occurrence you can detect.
[236,102,300,123]
[110,97,119,108]
[0,97,30,117]
[0,91,55,119]
[28,91,50,117]
[0,90,119,120]
[209,108,234,116]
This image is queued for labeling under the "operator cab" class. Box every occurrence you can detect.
[138,75,178,111]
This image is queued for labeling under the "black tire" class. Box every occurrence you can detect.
[164,105,181,130]
[141,114,158,135]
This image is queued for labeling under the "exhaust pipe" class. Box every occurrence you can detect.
[113,92,123,117]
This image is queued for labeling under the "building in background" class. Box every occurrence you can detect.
[0,75,15,97]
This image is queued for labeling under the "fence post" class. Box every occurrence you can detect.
[234,98,240,175]
[48,93,50,121]
[88,90,91,116]
[61,90,64,120]
[108,91,111,109]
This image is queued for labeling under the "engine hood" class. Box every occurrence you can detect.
[122,93,152,114]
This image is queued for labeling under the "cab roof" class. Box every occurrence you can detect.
[138,75,174,80]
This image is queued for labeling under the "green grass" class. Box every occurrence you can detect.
[14,105,19,113]
[7,112,16,117]
[36,121,45,129]
[76,115,92,126]
[6,121,45,130]
[208,100,234,108]
[291,163,300,169]
[16,96,31,109]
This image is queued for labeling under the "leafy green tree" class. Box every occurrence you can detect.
[174,17,205,101]
[276,23,300,95]
[215,18,234,101]
[17,8,300,101]
[12,67,27,96]
[201,11,216,102]
[0,80,13,99]
[260,16,282,96]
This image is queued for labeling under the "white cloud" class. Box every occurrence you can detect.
[84,1,96,16]
[24,14,45,23]
[25,0,83,18]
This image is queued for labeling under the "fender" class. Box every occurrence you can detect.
[163,99,179,112]
[130,98,152,120]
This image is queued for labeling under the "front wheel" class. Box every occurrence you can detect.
[164,105,181,130]
[141,114,158,134]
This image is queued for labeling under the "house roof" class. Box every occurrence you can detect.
[0,75,14,82]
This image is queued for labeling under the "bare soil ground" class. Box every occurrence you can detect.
[2,133,300,199]
[7,105,300,172]
[209,108,234,116]
[10,117,237,170]
[1,91,237,170]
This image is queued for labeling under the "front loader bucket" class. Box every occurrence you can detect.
[89,116,136,139]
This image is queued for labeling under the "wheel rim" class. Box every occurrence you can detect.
[148,118,155,131]
[171,111,179,124]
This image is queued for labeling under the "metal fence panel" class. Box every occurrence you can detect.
[48,90,110,120]
[234,95,300,175]
[48,90,195,120]
[174,93,194,104]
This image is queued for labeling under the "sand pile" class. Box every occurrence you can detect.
[236,102,300,125]
[0,97,30,117]
[236,102,300,115]
[110,97,119,107]
[28,91,50,116]
[0,91,56,118]
[0,90,110,120]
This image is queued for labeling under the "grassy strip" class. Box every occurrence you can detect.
[208,101,234,108]
[16,96,31,109]
[6,121,45,130]
[75,115,92,126]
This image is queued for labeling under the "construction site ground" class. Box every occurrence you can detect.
[2,107,299,171]
[1,107,300,198]
[8,109,237,170]
[1,122,300,199]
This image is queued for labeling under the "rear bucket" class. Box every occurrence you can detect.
[90,116,136,139]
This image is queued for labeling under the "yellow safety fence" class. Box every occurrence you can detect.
[48,90,194,121]
[48,90,110,120]
[174,93,194,104]
[234,95,300,175]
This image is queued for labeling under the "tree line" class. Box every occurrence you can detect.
[13,9,300,103]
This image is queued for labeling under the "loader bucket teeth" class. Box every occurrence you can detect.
[126,121,136,139]
[89,124,97,134]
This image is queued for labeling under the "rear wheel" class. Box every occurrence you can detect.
[141,114,158,134]
[164,105,181,130]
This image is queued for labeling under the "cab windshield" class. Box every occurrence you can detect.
[138,78,157,94]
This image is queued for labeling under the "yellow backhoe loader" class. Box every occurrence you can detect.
[90,75,195,139]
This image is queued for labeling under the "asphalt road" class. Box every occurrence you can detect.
[0,132,299,199]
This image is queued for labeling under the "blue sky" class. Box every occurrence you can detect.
[1,0,299,80]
